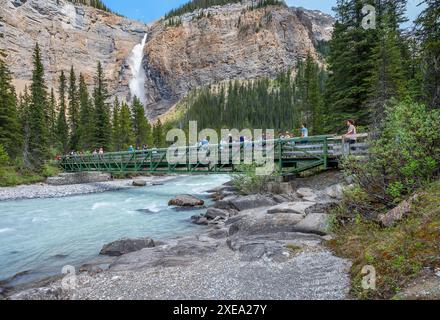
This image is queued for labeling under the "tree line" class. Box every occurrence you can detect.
[177,53,326,135]
[177,0,439,136]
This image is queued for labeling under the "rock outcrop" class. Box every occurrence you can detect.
[1,0,334,119]
[0,0,148,100]
[100,237,155,257]
[141,1,334,118]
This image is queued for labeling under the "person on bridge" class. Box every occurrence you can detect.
[128,145,135,152]
[345,120,357,151]
[301,124,309,139]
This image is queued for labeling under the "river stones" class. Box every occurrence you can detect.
[100,237,156,257]
[168,195,205,207]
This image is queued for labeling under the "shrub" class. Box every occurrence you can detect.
[342,99,440,218]
[0,144,10,167]
[232,164,279,195]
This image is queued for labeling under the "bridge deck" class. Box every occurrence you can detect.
[59,134,369,175]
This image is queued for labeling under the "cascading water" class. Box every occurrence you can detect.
[128,33,148,106]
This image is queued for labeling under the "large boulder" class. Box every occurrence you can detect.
[294,213,330,236]
[100,237,155,257]
[132,180,147,187]
[168,195,205,207]
[228,195,278,211]
[267,202,316,215]
[228,210,304,236]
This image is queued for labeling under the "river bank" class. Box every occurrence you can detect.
[3,170,353,300]
[0,175,178,202]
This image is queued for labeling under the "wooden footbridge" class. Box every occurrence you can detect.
[58,134,369,176]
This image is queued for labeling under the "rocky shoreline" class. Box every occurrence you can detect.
[3,171,353,300]
[0,175,177,202]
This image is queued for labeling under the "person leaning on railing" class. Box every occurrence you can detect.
[344,120,357,151]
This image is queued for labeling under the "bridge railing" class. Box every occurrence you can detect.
[58,134,369,173]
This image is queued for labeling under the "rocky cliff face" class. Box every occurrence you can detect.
[137,1,334,118]
[0,0,148,97]
[0,0,333,120]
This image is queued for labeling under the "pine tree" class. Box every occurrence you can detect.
[119,102,134,150]
[367,12,407,132]
[28,43,50,167]
[0,54,22,159]
[152,119,165,148]
[56,71,69,153]
[324,0,377,132]
[111,97,121,151]
[48,88,57,147]
[132,96,152,147]
[77,73,93,151]
[68,66,80,151]
[19,86,32,167]
[416,0,440,108]
[92,62,111,150]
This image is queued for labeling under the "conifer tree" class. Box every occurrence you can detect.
[56,71,69,153]
[416,0,440,108]
[112,97,121,151]
[119,102,134,150]
[132,96,152,147]
[152,119,165,148]
[68,66,80,151]
[77,73,93,151]
[0,54,22,159]
[28,43,50,167]
[48,88,57,147]
[92,62,111,150]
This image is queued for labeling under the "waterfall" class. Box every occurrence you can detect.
[128,33,148,106]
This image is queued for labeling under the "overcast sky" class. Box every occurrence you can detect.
[102,0,425,26]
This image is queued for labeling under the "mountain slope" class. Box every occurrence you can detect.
[136,1,334,118]
[0,0,148,96]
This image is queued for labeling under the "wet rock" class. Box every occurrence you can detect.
[191,215,209,225]
[168,195,205,207]
[294,213,330,236]
[132,180,147,187]
[267,202,316,215]
[100,238,155,257]
[205,208,229,220]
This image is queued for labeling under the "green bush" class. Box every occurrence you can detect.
[0,144,10,167]
[41,164,60,178]
[342,99,440,217]
[232,165,279,195]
